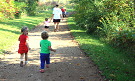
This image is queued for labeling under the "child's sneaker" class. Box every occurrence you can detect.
[20,61,23,67]
[25,62,28,66]
[46,65,49,68]
[40,69,44,73]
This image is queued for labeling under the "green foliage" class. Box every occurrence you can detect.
[36,2,54,11]
[73,0,134,54]
[74,0,103,33]
[67,14,135,81]
[25,0,38,16]
[0,0,15,20]
[0,0,27,20]
[14,1,27,18]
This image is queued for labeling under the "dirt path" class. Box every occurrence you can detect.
[0,12,103,81]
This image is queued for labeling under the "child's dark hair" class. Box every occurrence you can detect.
[21,26,28,33]
[41,31,49,39]
[45,18,48,21]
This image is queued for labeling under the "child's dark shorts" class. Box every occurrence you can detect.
[45,26,49,28]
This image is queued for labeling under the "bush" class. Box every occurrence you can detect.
[25,0,38,16]
[73,0,134,55]
[37,2,54,11]
[112,28,135,56]
[14,1,27,18]
[0,0,15,20]
[74,0,103,33]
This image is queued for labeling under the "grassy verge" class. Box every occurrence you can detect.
[0,10,52,54]
[67,14,135,81]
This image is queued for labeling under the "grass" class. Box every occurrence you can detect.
[0,10,52,54]
[67,14,135,81]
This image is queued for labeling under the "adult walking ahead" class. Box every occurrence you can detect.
[51,5,63,32]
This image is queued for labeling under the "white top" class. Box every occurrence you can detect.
[53,8,62,19]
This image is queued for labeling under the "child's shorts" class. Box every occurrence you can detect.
[45,26,49,28]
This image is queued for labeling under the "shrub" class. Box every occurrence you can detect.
[14,1,27,18]
[25,0,38,16]
[37,2,54,11]
[112,28,135,56]
[0,0,15,20]
[73,0,134,54]
[74,0,103,33]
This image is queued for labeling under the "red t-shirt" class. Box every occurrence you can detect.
[61,8,65,12]
[18,34,29,54]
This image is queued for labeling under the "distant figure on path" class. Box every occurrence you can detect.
[51,5,63,32]
[40,31,56,73]
[64,9,67,17]
[18,26,31,67]
[61,6,66,18]
[44,18,51,31]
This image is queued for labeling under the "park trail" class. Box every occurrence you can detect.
[0,12,104,81]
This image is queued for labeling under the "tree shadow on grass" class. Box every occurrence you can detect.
[0,28,20,35]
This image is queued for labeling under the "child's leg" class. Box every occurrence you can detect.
[25,53,28,65]
[20,53,24,67]
[46,54,50,68]
[40,53,46,69]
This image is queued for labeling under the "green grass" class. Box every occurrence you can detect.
[67,14,135,81]
[0,10,52,54]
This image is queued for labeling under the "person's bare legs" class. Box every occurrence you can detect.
[54,22,57,32]
[57,22,59,31]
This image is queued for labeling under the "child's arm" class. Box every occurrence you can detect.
[26,40,31,50]
[48,46,56,52]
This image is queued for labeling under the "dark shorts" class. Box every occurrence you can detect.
[53,19,61,22]
[45,26,49,28]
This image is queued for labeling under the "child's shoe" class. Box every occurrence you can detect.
[25,62,28,66]
[46,65,49,68]
[20,61,23,67]
[40,69,44,73]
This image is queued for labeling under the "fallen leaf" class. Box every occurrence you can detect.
[80,77,84,79]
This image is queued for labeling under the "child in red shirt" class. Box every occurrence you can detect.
[18,27,31,67]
